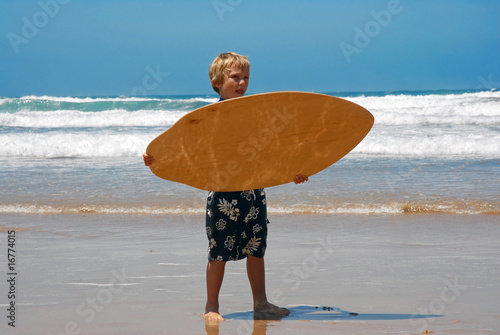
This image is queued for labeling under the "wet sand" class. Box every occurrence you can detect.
[1,212,499,334]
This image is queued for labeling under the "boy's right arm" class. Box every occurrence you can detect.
[143,153,154,166]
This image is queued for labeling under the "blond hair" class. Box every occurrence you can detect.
[209,52,250,94]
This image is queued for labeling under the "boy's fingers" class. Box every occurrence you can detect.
[143,153,154,166]
[293,174,308,184]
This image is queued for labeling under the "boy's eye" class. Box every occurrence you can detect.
[229,74,249,81]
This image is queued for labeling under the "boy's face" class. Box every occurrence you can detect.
[217,64,249,100]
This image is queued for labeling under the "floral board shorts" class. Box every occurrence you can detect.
[206,188,269,262]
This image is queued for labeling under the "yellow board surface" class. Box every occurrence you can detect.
[146,92,374,191]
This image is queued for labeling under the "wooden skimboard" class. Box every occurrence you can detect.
[146,92,374,191]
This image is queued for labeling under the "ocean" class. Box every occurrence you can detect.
[1,90,499,216]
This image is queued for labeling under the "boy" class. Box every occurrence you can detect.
[143,52,308,321]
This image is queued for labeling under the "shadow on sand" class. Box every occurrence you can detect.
[223,305,441,321]
[205,305,442,334]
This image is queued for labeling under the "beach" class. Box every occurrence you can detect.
[1,212,499,334]
[0,90,499,334]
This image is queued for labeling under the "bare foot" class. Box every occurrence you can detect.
[254,301,290,318]
[203,305,225,322]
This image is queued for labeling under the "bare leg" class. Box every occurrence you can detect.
[246,255,290,316]
[204,260,226,321]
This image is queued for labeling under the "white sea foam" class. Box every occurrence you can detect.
[0,91,498,158]
[2,103,497,128]
[67,282,138,286]
[370,107,499,126]
[15,95,217,104]
[0,132,495,158]
[354,133,500,157]
[0,204,206,215]
[19,95,160,103]
[1,201,495,215]
[348,92,500,126]
[0,133,154,157]
[0,128,498,158]
[0,109,185,128]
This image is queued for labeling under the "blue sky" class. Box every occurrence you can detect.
[1,0,499,97]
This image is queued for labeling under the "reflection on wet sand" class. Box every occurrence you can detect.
[205,310,289,335]
[206,319,271,335]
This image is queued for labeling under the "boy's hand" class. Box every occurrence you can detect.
[143,153,154,166]
[293,174,308,184]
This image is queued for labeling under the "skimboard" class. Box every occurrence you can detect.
[146,91,374,191]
